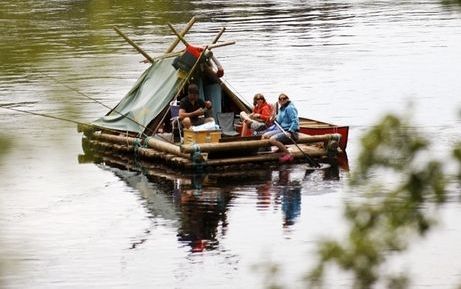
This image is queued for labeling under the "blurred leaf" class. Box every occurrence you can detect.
[307,112,448,289]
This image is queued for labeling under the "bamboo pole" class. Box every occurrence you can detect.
[113,26,154,63]
[165,16,196,53]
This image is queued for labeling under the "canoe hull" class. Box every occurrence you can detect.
[299,117,349,151]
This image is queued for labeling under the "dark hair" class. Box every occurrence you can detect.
[278,93,289,101]
[253,93,266,105]
[188,83,199,95]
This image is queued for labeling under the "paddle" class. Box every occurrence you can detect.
[273,120,322,168]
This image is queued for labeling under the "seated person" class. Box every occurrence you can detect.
[239,93,273,136]
[179,83,214,129]
[262,93,299,163]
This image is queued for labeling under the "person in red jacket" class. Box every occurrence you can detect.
[239,93,273,136]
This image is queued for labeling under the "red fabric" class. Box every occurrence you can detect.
[253,102,273,124]
[216,67,224,78]
[186,45,203,58]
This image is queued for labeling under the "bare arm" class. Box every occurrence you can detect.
[178,108,205,120]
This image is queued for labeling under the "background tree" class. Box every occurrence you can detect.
[307,112,460,289]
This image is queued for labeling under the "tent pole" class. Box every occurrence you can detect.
[165,16,196,53]
[113,26,154,63]
[211,27,226,44]
[167,23,189,47]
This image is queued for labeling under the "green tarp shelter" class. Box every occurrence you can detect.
[92,57,180,134]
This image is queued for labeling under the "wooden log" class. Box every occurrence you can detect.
[92,131,139,146]
[136,147,166,159]
[90,132,190,159]
[145,137,189,158]
[211,27,226,44]
[167,23,189,47]
[165,16,196,53]
[153,40,235,62]
[182,139,272,153]
[113,26,154,63]
[208,41,235,50]
[180,133,341,153]
[204,146,324,166]
[206,153,280,165]
[86,139,133,155]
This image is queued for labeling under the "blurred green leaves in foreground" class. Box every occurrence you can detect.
[0,136,12,162]
[307,113,461,289]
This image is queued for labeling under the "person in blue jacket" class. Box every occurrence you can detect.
[262,93,299,163]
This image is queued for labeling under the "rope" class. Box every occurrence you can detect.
[36,71,152,139]
[1,105,85,126]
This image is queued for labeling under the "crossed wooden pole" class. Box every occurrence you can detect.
[112,16,235,63]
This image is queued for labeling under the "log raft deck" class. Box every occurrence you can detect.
[78,18,349,172]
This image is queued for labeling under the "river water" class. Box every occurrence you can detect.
[1,1,461,288]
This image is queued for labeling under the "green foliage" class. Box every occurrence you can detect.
[453,142,461,181]
[307,113,449,289]
[0,136,12,162]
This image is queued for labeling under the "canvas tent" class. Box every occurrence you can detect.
[92,57,180,134]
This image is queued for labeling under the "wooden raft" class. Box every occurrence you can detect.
[81,129,340,171]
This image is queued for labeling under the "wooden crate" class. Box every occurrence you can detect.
[183,129,222,144]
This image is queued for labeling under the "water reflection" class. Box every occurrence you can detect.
[175,181,233,252]
[275,169,302,227]
[90,151,343,252]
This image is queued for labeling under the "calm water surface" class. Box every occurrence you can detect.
[1,1,461,288]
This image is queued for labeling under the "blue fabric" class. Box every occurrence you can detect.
[204,83,222,120]
[276,102,299,133]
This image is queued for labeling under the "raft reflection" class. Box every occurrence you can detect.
[79,152,345,252]
[174,176,233,252]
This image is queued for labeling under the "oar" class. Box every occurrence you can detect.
[273,120,322,168]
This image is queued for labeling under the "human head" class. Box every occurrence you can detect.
[187,83,199,100]
[253,93,266,106]
[278,93,289,104]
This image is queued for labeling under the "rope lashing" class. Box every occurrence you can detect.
[190,144,204,172]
